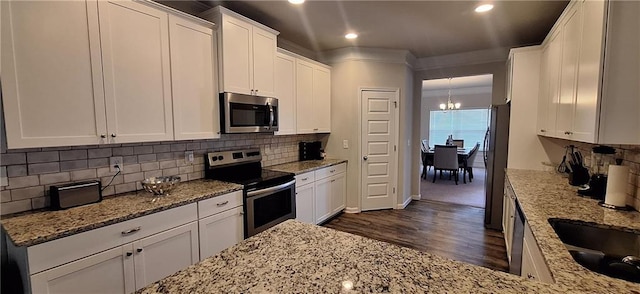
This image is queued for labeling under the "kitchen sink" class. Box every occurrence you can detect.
[548,218,640,283]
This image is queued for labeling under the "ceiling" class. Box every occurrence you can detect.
[160,0,568,59]
[422,74,493,97]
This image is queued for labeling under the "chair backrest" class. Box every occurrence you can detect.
[421,139,429,152]
[466,142,481,167]
[433,145,459,170]
[452,139,464,148]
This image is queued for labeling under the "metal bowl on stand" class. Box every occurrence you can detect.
[141,176,181,196]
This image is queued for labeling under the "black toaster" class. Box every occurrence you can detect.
[50,180,102,210]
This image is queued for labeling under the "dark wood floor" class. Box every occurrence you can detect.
[323,199,509,272]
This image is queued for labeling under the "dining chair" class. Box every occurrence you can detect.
[421,141,433,179]
[452,139,464,148]
[433,145,459,184]
[459,142,480,183]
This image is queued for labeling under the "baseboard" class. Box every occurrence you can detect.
[344,206,360,213]
[396,197,412,209]
[411,194,421,200]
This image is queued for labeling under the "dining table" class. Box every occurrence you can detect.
[421,147,474,183]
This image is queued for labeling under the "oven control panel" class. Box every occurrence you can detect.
[206,149,262,167]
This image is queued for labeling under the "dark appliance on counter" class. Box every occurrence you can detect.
[299,141,323,161]
[578,146,616,200]
[50,180,102,210]
[219,92,278,134]
[205,149,295,238]
[484,104,510,230]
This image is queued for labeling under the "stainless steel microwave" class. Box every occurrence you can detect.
[220,92,278,133]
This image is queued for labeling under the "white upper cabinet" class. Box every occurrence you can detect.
[275,51,297,135]
[536,0,639,144]
[313,66,331,133]
[169,15,220,140]
[201,6,278,97]
[296,59,332,134]
[98,0,174,143]
[1,0,108,148]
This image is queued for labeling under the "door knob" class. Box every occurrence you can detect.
[111,134,117,138]
[363,156,368,160]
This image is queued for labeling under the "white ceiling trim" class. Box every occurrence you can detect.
[321,47,417,68]
[414,47,510,71]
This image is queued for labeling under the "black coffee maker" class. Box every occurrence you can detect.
[299,141,323,161]
[578,146,616,200]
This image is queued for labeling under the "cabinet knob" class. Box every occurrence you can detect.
[100,134,106,138]
[111,133,117,138]
[255,89,259,93]
[137,248,143,253]
[540,129,546,133]
[527,273,534,279]
[126,252,133,257]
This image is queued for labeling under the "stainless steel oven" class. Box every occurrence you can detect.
[245,178,296,237]
[220,92,278,133]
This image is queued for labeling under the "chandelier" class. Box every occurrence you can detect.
[439,77,461,110]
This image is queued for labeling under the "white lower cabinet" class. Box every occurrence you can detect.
[311,163,347,224]
[295,183,315,224]
[503,180,516,262]
[522,221,554,283]
[198,206,244,260]
[314,177,333,224]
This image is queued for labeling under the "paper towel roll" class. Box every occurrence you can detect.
[605,165,629,207]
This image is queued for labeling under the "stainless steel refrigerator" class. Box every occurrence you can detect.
[484,104,510,230]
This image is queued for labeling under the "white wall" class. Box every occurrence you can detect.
[322,48,416,210]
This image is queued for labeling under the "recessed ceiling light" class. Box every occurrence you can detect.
[288,0,304,4]
[345,33,358,39]
[475,4,494,13]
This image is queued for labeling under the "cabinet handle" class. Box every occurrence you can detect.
[313,128,319,131]
[255,89,258,93]
[331,179,336,183]
[540,129,546,133]
[301,177,308,181]
[111,133,117,138]
[137,248,143,253]
[121,226,141,236]
[527,273,534,279]
[126,252,133,257]
[100,134,106,138]
[330,170,335,173]
[216,201,229,207]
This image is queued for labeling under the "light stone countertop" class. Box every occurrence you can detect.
[138,220,567,294]
[1,179,242,247]
[266,158,347,175]
[506,169,640,292]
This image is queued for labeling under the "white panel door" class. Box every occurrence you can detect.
[556,5,582,140]
[251,27,276,97]
[295,183,315,224]
[30,245,134,294]
[1,0,108,148]
[314,177,332,223]
[313,66,331,133]
[296,60,315,134]
[133,222,199,291]
[331,172,347,214]
[275,52,297,135]
[169,15,219,140]
[220,15,252,95]
[98,0,173,143]
[198,206,244,260]
[361,90,398,211]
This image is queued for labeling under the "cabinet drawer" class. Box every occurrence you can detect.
[315,163,346,180]
[198,190,243,218]
[27,203,197,274]
[295,171,315,187]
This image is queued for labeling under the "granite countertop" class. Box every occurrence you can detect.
[506,169,640,292]
[138,220,566,294]
[1,180,242,247]
[266,158,347,175]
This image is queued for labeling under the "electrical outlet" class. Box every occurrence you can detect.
[185,151,194,163]
[343,140,349,149]
[109,157,123,172]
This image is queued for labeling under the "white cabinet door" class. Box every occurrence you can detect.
[314,177,333,224]
[545,31,562,138]
[521,241,537,281]
[536,46,550,136]
[313,66,331,133]
[98,0,173,143]
[1,0,108,148]
[295,183,315,224]
[296,60,315,134]
[198,206,244,260]
[556,5,582,140]
[251,26,276,97]
[133,222,199,291]
[330,172,346,214]
[220,15,253,95]
[169,15,220,140]
[275,52,297,135]
[30,245,135,294]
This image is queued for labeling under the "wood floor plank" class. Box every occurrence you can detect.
[323,199,509,272]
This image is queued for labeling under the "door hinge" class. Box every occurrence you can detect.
[394,145,397,151]
[394,101,398,108]
[393,187,396,193]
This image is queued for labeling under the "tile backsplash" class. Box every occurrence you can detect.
[0,133,321,215]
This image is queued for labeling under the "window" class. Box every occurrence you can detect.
[429,109,489,150]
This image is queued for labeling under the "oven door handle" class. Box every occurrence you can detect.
[268,102,274,129]
[246,179,295,197]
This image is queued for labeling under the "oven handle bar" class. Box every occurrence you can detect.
[246,179,295,197]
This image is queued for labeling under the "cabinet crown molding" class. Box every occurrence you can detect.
[199,5,279,36]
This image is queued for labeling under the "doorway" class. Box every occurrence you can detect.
[360,89,399,211]
[419,74,493,208]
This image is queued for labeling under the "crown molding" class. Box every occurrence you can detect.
[414,47,510,71]
[320,47,417,68]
